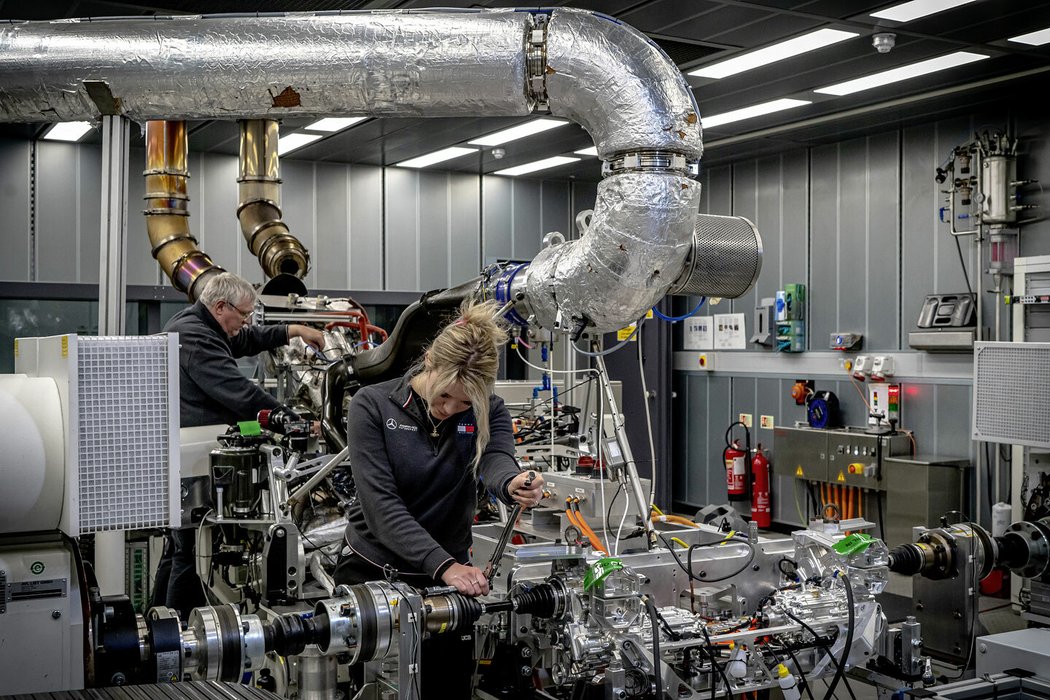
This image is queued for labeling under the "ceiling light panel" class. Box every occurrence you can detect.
[574,146,599,157]
[815,51,988,96]
[469,118,567,147]
[1009,27,1050,46]
[689,29,859,79]
[494,156,580,177]
[42,121,94,142]
[304,117,367,132]
[277,132,324,156]
[870,0,980,22]
[702,99,811,128]
[396,146,477,169]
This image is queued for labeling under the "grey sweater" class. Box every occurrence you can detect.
[344,373,522,580]
[164,301,289,427]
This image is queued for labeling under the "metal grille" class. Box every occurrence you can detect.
[973,342,1050,449]
[76,336,174,532]
[670,214,763,299]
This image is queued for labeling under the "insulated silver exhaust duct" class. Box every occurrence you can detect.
[0,8,710,332]
[669,214,764,299]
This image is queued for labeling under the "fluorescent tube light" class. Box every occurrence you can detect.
[689,29,859,79]
[396,146,477,169]
[702,99,811,128]
[574,146,599,157]
[277,132,324,156]
[469,118,567,147]
[871,0,979,22]
[815,51,987,95]
[1009,27,1050,46]
[42,121,94,142]
[494,156,580,177]
[304,117,367,132]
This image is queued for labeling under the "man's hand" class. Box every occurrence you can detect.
[289,324,325,354]
[507,470,545,508]
[440,562,490,597]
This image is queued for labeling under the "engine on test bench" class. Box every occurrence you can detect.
[102,522,918,699]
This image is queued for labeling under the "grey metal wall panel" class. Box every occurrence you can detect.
[314,162,349,290]
[35,141,79,282]
[1017,113,1050,257]
[0,138,31,281]
[782,150,808,289]
[77,145,102,285]
[754,155,782,315]
[384,167,419,291]
[705,376,733,504]
[809,144,839,351]
[703,165,732,214]
[867,131,900,350]
[126,147,157,286]
[571,181,597,221]
[541,181,570,243]
[197,152,240,285]
[279,159,316,288]
[483,175,513,262]
[900,124,938,339]
[731,161,757,316]
[837,138,868,352]
[349,165,383,290]
[449,173,480,283]
[418,170,450,291]
[675,374,702,505]
[512,179,542,261]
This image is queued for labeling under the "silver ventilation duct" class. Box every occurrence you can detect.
[0,8,711,333]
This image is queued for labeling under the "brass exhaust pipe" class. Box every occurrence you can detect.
[144,120,223,300]
[238,119,311,279]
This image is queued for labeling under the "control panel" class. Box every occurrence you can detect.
[773,426,910,491]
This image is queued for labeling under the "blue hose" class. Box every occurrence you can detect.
[652,296,706,323]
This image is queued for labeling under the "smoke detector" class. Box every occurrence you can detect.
[872,32,896,54]
[491,147,506,159]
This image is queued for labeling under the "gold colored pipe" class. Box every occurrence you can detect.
[238,119,310,279]
[144,120,223,300]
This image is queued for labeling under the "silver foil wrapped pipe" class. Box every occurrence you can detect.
[0,11,533,122]
[545,8,702,161]
[522,172,702,333]
[0,8,712,334]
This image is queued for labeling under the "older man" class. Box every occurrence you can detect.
[153,272,325,617]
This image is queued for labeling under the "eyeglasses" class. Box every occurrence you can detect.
[227,301,255,321]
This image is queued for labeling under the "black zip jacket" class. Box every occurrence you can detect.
[164,301,289,427]
[344,373,521,579]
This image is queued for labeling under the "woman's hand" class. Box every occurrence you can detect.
[440,562,490,596]
[507,470,545,508]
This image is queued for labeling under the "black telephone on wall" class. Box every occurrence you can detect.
[917,293,976,328]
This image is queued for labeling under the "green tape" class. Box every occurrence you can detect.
[583,557,624,591]
[833,533,875,556]
[238,420,262,436]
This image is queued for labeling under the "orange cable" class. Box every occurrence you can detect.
[570,504,608,555]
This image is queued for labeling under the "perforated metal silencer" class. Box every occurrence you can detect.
[669,214,763,299]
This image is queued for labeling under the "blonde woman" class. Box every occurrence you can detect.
[336,300,544,694]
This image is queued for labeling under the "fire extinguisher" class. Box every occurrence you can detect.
[751,445,772,528]
[723,422,750,501]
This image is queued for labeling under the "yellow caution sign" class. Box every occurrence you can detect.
[837,470,846,482]
[795,466,804,477]
[616,323,638,342]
